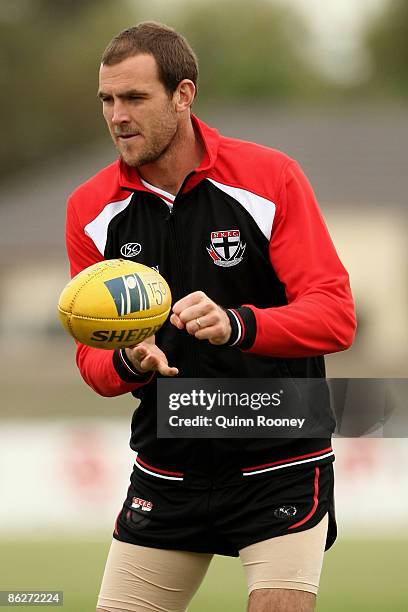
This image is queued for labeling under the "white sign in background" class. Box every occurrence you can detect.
[0,421,407,537]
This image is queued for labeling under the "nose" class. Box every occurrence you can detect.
[111,100,130,125]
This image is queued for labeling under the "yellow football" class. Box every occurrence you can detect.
[58,259,172,349]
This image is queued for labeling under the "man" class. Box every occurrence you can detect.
[66,22,356,612]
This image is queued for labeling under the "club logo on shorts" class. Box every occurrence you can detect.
[131,496,153,512]
[120,242,142,258]
[274,505,297,519]
[104,273,150,316]
[207,229,246,267]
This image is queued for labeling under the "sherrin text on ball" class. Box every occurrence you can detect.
[58,259,172,349]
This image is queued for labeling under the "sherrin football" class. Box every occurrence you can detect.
[58,259,172,349]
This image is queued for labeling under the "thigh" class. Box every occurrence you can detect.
[97,539,213,612]
[240,513,328,597]
[248,588,316,612]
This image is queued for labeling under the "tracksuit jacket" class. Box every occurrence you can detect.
[66,114,356,486]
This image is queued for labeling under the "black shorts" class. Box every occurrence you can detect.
[114,460,337,557]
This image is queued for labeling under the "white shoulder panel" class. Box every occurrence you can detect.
[207,179,276,241]
[84,194,134,255]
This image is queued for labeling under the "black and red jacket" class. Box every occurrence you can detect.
[66,115,356,485]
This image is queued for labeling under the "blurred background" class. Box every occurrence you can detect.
[0,0,407,610]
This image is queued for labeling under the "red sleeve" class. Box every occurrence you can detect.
[66,195,152,397]
[234,161,356,357]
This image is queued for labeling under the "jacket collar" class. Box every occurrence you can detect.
[118,114,220,193]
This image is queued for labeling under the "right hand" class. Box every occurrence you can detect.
[125,336,179,377]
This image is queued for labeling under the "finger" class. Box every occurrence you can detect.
[170,313,185,329]
[132,345,149,362]
[177,302,214,325]
[136,352,161,372]
[127,336,155,356]
[157,362,179,377]
[127,343,178,375]
[172,291,208,315]
[133,344,148,356]
[185,312,218,335]
[124,345,148,371]
[140,352,178,376]
[194,324,229,344]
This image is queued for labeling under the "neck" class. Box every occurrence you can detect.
[138,114,204,195]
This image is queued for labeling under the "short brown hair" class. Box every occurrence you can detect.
[101,22,198,96]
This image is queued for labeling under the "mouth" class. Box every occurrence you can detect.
[117,133,140,142]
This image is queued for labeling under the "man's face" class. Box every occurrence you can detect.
[98,54,178,167]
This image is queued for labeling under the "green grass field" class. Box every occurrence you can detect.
[1,538,407,611]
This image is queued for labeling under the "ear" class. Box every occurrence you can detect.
[173,79,196,112]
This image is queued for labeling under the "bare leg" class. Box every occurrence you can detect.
[248,588,316,612]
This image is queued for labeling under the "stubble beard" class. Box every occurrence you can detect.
[115,109,178,168]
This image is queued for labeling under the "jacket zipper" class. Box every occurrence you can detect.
[171,172,210,474]
[166,172,201,377]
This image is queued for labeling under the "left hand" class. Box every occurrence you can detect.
[125,336,178,377]
[170,291,231,345]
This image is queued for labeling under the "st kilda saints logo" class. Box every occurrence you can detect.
[207,229,246,267]
[126,496,154,530]
[104,273,150,316]
[131,496,153,512]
